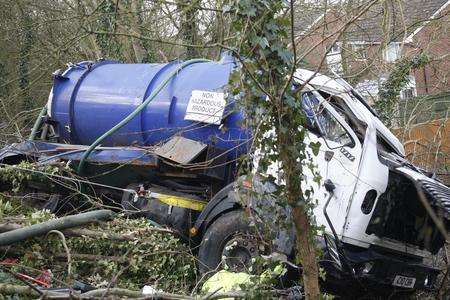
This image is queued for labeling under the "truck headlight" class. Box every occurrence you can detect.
[361,262,374,274]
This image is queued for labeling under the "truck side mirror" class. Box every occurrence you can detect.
[324,179,335,193]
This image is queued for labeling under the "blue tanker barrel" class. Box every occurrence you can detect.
[48,59,250,159]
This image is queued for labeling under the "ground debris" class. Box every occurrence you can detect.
[0,196,197,295]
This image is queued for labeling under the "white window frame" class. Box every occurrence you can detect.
[400,75,417,100]
[329,42,341,54]
[383,42,401,63]
[326,42,343,75]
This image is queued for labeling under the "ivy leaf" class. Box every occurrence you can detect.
[277,49,293,64]
[309,141,321,156]
[258,37,269,49]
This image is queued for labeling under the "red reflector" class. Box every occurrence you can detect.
[242,180,252,188]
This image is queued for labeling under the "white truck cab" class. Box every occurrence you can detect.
[294,69,444,256]
[284,69,448,293]
[209,69,450,294]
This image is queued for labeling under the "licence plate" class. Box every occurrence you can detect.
[392,275,416,288]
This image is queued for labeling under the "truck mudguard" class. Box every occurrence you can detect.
[194,177,296,256]
[193,181,238,235]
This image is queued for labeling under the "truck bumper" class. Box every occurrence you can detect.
[320,236,441,293]
[350,255,440,291]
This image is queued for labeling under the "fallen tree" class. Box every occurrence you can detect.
[0,197,197,294]
[0,283,284,299]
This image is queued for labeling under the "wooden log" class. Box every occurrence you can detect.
[63,226,174,240]
[79,288,199,299]
[0,284,269,299]
[55,253,125,263]
[0,284,68,298]
[0,283,40,297]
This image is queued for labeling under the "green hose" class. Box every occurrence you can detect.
[77,58,211,174]
[29,106,48,140]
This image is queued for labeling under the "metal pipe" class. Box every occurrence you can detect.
[323,179,354,275]
[29,106,47,140]
[323,190,340,245]
[0,210,113,246]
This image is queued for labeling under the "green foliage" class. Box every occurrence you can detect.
[239,261,287,298]
[201,256,287,297]
[0,161,65,193]
[0,162,196,292]
[225,1,321,295]
[67,217,196,291]
[18,7,35,114]
[0,199,196,293]
[0,63,9,98]
[376,53,431,126]
[95,1,125,60]
[225,0,318,225]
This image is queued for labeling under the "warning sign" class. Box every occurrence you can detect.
[184,90,226,125]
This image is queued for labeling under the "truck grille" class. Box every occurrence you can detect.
[419,180,450,219]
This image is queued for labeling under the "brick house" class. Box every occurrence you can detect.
[294,0,449,182]
[295,0,449,102]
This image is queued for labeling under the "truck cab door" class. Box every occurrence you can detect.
[301,91,362,237]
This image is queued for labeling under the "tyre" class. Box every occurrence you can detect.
[198,210,261,274]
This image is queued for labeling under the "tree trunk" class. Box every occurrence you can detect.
[78,0,103,58]
[177,0,200,58]
[16,4,34,119]
[278,118,320,299]
[0,284,41,298]
[292,205,320,299]
[339,0,352,80]
[129,0,146,62]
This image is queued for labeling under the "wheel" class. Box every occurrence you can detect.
[198,210,262,274]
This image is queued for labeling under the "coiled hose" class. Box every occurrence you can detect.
[76,58,211,174]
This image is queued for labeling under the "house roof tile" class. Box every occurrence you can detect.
[295,0,448,42]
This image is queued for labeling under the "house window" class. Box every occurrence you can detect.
[400,75,417,100]
[401,89,414,100]
[326,43,343,75]
[330,43,341,54]
[383,42,401,62]
[352,44,368,60]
